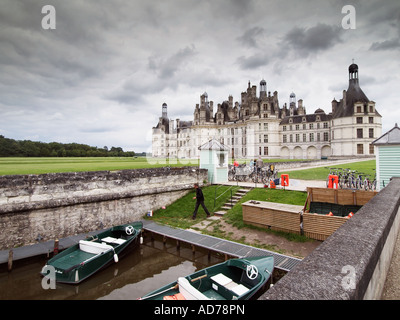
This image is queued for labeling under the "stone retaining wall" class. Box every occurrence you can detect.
[0,167,207,250]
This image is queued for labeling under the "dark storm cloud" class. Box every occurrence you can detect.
[148,45,198,80]
[370,38,400,51]
[282,23,343,57]
[236,54,269,70]
[237,27,265,48]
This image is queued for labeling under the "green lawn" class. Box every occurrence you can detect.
[147,185,241,229]
[278,160,376,181]
[147,186,310,243]
[224,188,307,230]
[0,157,199,175]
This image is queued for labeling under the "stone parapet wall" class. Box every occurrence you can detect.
[0,167,207,249]
[260,177,400,300]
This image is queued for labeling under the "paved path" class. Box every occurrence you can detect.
[223,179,326,192]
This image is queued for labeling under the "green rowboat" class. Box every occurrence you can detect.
[139,255,274,300]
[40,221,143,284]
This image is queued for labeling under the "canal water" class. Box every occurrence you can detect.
[0,235,224,300]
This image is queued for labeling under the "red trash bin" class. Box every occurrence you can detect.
[281,174,289,187]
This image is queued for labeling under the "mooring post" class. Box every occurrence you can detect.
[8,249,13,272]
[53,239,59,255]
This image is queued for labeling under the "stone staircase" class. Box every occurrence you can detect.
[214,187,252,216]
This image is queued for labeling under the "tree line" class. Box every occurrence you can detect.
[0,135,135,157]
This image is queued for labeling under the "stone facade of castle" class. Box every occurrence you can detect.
[152,63,382,160]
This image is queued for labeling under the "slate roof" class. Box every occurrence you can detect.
[372,124,400,145]
[198,139,229,151]
[280,111,332,125]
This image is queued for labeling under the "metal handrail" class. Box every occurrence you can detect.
[214,185,234,209]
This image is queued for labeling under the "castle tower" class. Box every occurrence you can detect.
[162,102,168,118]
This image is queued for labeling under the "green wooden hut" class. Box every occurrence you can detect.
[199,139,229,184]
[372,123,400,190]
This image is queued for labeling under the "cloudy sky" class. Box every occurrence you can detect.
[0,0,399,153]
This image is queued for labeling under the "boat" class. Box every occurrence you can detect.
[139,255,274,300]
[40,221,143,284]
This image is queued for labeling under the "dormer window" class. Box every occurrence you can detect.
[302,117,306,122]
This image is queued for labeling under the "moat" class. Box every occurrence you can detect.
[0,236,224,300]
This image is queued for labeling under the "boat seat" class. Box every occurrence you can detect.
[178,277,211,300]
[79,240,113,255]
[211,273,249,298]
[101,236,126,245]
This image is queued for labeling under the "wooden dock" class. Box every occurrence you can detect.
[142,220,302,272]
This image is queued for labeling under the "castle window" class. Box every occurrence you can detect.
[316,116,320,121]
[324,132,329,141]
[295,124,299,130]
[369,117,374,124]
[264,135,268,143]
[264,147,269,156]
[369,128,374,138]
[289,118,293,123]
[369,144,374,154]
[324,122,328,128]
[303,133,306,142]
[296,134,300,142]
[264,123,268,130]
[309,123,314,129]
[357,144,364,154]
[283,126,287,131]
[357,106,362,113]
[357,128,363,138]
[369,105,374,113]
[283,135,287,143]
[357,117,363,124]
[309,133,314,142]
[302,117,306,122]
[303,124,306,130]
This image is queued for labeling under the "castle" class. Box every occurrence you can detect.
[152,63,382,160]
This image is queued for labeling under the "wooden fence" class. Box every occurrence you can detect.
[242,188,378,241]
[242,201,303,234]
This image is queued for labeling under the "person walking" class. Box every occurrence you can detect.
[192,183,211,220]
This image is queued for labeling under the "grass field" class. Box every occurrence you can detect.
[0,157,376,181]
[278,160,376,181]
[0,157,199,175]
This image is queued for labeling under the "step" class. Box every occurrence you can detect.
[224,203,234,207]
[221,206,232,211]
[214,211,227,216]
